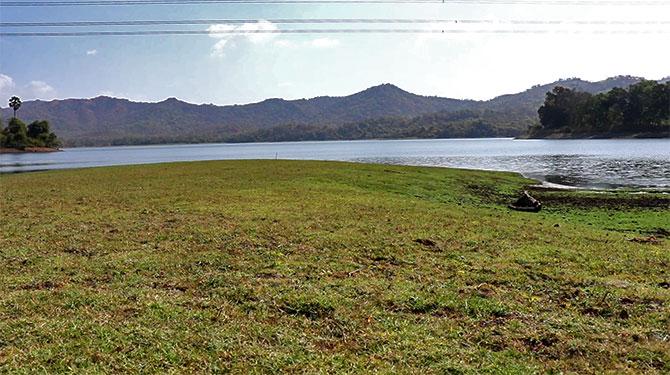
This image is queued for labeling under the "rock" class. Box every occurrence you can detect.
[509,191,542,212]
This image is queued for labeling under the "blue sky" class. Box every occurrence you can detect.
[1,2,669,105]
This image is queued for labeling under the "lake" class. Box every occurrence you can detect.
[1,138,668,189]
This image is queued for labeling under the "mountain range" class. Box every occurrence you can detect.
[2,75,665,146]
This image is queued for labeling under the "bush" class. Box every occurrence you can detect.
[27,120,61,148]
[3,118,29,149]
[1,118,61,149]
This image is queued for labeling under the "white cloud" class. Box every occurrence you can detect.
[237,20,278,44]
[208,23,237,57]
[86,49,98,56]
[0,74,57,104]
[208,20,278,57]
[210,39,232,57]
[27,81,56,98]
[309,38,340,49]
[0,74,15,94]
[0,74,17,106]
[207,22,339,56]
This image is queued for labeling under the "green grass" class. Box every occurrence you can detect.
[1,160,668,374]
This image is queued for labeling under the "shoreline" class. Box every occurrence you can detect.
[35,134,670,148]
[2,158,668,194]
[0,147,62,154]
[529,181,670,194]
[518,131,669,140]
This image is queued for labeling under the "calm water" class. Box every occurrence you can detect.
[1,138,668,189]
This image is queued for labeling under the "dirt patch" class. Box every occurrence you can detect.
[20,280,63,291]
[628,236,663,244]
[280,300,335,319]
[529,191,670,209]
[63,246,96,257]
[523,335,559,351]
[151,282,188,292]
[414,238,440,251]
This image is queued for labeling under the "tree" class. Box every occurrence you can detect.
[533,81,669,137]
[603,87,628,133]
[8,96,21,119]
[27,120,50,139]
[0,119,6,147]
[27,120,61,148]
[3,118,28,149]
[538,87,577,130]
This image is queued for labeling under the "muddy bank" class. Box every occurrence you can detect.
[528,188,670,209]
[0,147,61,154]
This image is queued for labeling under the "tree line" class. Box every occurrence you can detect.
[225,110,529,143]
[530,80,670,137]
[53,108,530,147]
[1,96,62,149]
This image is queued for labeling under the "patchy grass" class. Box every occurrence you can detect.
[0,160,668,373]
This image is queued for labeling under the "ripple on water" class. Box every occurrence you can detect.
[354,155,670,190]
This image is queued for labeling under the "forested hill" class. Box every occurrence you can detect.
[1,75,664,146]
[485,75,646,113]
[1,84,477,146]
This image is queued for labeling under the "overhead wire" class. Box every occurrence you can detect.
[2,0,669,6]
[3,28,669,36]
[2,18,669,27]
[3,0,667,37]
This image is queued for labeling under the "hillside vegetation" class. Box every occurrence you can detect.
[226,109,532,143]
[2,76,662,146]
[1,160,668,373]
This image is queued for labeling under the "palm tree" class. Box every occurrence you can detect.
[9,96,21,118]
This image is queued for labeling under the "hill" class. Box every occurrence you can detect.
[1,75,661,146]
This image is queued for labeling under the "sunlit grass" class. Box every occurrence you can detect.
[1,160,668,373]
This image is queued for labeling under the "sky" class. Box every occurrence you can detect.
[1,1,669,106]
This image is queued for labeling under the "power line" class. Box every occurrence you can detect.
[2,29,669,36]
[2,0,669,7]
[4,0,441,6]
[2,19,669,27]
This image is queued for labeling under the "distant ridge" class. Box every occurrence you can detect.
[1,75,664,146]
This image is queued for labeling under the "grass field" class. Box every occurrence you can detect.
[1,160,668,373]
